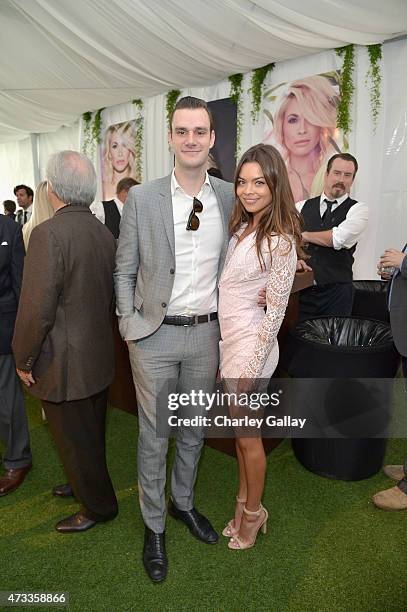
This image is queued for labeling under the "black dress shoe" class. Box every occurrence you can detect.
[52,483,74,498]
[55,511,97,533]
[143,527,167,583]
[0,464,32,496]
[168,498,218,544]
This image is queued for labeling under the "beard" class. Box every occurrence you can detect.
[332,183,346,196]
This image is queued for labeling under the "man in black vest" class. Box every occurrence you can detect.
[90,177,139,238]
[296,153,368,321]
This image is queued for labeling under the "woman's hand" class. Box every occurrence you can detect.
[296,259,312,272]
[237,376,255,396]
[257,287,266,307]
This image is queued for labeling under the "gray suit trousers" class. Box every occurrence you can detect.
[0,354,31,469]
[128,320,219,533]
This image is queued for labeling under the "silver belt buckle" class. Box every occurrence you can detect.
[183,315,198,326]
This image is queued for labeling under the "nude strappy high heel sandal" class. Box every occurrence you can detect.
[228,504,268,550]
[222,496,246,537]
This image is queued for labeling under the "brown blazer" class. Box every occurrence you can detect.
[12,205,116,402]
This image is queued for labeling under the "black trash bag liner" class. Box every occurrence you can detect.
[278,317,397,377]
[292,316,393,350]
[283,317,398,379]
[352,280,388,293]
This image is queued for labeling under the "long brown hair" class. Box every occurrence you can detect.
[230,143,305,269]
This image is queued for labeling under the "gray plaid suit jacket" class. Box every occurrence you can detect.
[114,173,234,341]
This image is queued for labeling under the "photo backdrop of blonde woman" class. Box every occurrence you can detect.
[262,73,342,203]
[100,119,139,201]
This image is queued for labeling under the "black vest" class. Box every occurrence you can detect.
[102,200,121,239]
[301,196,358,285]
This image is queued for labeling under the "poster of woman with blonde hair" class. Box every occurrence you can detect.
[263,73,341,202]
[101,120,137,200]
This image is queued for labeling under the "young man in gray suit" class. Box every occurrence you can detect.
[373,246,407,511]
[115,97,235,582]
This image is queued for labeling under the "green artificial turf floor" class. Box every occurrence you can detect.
[1,393,407,612]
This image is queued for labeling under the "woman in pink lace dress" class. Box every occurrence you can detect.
[218,144,303,550]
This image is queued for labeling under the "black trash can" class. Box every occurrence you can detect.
[285,317,400,480]
[352,280,389,323]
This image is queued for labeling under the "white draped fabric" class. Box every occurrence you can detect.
[0,1,406,278]
[0,137,35,204]
[0,0,405,142]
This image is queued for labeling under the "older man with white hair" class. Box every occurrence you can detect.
[12,150,118,533]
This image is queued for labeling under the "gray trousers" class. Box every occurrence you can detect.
[128,320,219,533]
[0,354,31,469]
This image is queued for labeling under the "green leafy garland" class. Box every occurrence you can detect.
[81,111,93,156]
[166,89,181,128]
[228,73,244,158]
[81,108,104,157]
[132,99,144,181]
[336,44,355,136]
[249,63,275,123]
[92,108,105,144]
[366,44,382,131]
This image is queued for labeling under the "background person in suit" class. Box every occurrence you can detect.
[0,214,31,495]
[115,96,235,582]
[91,176,139,239]
[3,200,17,220]
[12,151,118,533]
[373,245,407,511]
[13,185,33,225]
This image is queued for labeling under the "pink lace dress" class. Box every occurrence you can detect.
[218,226,297,383]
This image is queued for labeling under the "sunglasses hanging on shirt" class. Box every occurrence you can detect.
[186,197,203,231]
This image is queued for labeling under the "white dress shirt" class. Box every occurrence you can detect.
[296,192,368,250]
[167,171,223,316]
[90,198,123,224]
[17,204,32,225]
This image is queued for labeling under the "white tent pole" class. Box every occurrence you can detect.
[30,134,40,187]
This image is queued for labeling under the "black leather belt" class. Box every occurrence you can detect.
[163,313,218,326]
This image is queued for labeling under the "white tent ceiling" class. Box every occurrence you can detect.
[1,0,406,143]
